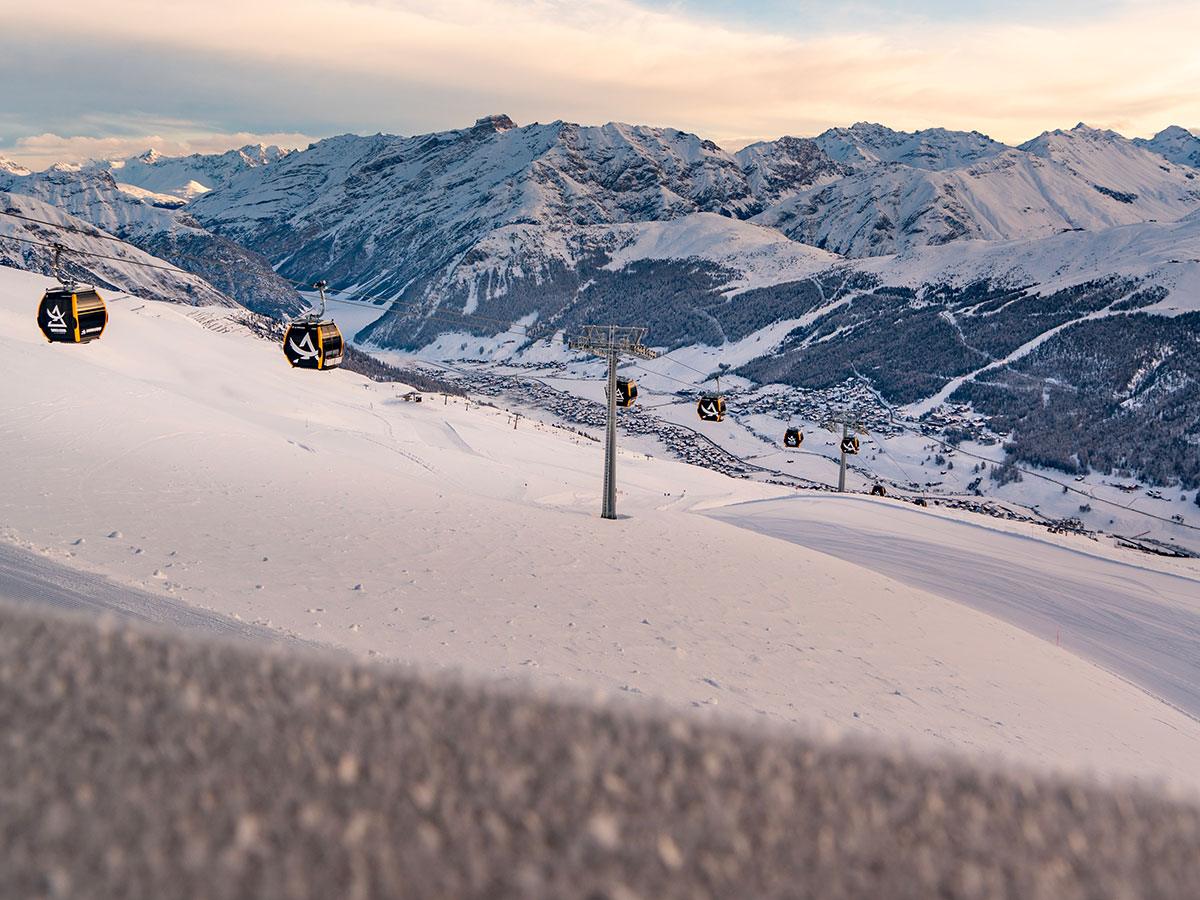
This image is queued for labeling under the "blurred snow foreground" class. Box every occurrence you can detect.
[3,601,1200,900]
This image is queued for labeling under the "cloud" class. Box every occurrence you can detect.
[1,0,1198,163]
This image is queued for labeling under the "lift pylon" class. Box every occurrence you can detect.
[567,326,657,519]
[822,410,868,493]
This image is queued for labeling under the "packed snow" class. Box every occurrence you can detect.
[5,263,1200,793]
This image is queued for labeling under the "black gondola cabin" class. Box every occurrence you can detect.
[784,427,803,447]
[37,287,107,343]
[840,435,860,455]
[284,320,343,370]
[697,394,725,422]
[870,483,886,496]
[608,377,637,407]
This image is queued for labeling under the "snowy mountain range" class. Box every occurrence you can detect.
[0,162,305,316]
[2,116,1199,489]
[90,144,292,201]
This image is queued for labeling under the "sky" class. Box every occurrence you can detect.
[3,0,1199,169]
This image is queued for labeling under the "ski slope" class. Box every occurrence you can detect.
[711,495,1200,720]
[4,263,1200,791]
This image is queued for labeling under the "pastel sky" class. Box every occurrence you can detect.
[3,0,1198,168]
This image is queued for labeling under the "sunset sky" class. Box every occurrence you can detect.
[3,0,1198,168]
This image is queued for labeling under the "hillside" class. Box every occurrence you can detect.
[4,262,1200,790]
[0,164,305,316]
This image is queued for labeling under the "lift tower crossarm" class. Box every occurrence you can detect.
[566,326,657,520]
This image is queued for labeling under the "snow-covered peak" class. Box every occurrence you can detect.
[1018,122,1130,157]
[0,156,30,177]
[812,122,1009,170]
[86,143,292,201]
[0,190,236,306]
[1016,123,1200,222]
[1134,126,1200,169]
[734,136,847,208]
[473,114,517,133]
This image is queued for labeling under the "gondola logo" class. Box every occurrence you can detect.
[699,401,718,418]
[288,332,319,359]
[46,305,68,333]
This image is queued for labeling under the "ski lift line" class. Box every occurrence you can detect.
[862,426,920,489]
[0,209,542,338]
[7,215,1197,532]
[31,227,539,337]
[884,417,1200,533]
[1,230,543,345]
[8,208,732,367]
[622,357,721,393]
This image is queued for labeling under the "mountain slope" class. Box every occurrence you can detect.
[0,165,305,316]
[190,116,778,305]
[0,193,237,306]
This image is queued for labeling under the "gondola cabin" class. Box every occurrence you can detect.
[37,287,107,344]
[607,377,637,407]
[284,319,343,370]
[840,435,860,455]
[870,484,886,496]
[697,394,726,422]
[914,497,928,507]
[784,427,803,448]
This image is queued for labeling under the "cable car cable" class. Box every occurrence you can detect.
[0,229,540,343]
[882,418,1200,533]
[0,209,542,338]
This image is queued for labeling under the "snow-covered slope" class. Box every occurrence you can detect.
[4,261,1200,791]
[1020,123,1200,221]
[0,165,305,316]
[191,116,765,301]
[0,194,237,306]
[91,144,291,201]
[733,135,848,209]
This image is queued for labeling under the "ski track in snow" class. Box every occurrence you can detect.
[711,495,1200,721]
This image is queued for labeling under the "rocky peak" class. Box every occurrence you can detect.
[474,114,517,133]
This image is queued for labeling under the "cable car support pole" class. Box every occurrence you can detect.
[603,348,618,518]
[822,410,866,494]
[839,423,849,493]
[567,325,657,520]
